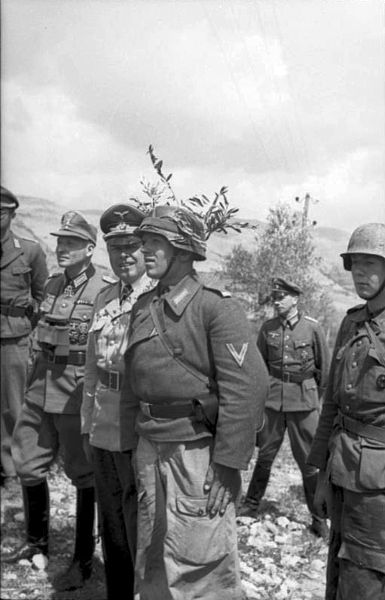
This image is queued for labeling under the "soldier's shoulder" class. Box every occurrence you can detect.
[97,276,119,297]
[304,315,318,323]
[15,235,42,250]
[347,303,366,315]
[47,271,62,279]
[262,316,279,328]
[202,284,232,299]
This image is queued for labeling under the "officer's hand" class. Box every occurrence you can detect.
[204,462,241,517]
[313,470,331,519]
[82,434,94,465]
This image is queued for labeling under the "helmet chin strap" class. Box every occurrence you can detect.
[159,250,178,282]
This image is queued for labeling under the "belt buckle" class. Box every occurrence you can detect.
[108,370,120,391]
[140,402,152,418]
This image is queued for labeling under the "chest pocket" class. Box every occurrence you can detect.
[12,264,32,289]
[294,339,314,365]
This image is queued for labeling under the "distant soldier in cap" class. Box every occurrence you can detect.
[238,276,330,538]
[1,186,48,487]
[309,223,385,599]
[4,210,106,591]
[121,205,269,600]
[81,203,154,600]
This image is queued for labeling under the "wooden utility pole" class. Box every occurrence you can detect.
[295,193,319,227]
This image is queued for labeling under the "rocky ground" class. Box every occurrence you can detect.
[1,436,327,600]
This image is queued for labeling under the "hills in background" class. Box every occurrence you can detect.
[12,195,358,317]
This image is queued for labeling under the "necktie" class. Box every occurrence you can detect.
[120,283,132,304]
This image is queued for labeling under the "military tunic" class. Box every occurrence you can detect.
[1,231,47,478]
[308,292,385,597]
[242,311,330,517]
[81,273,154,599]
[11,263,106,487]
[123,272,269,600]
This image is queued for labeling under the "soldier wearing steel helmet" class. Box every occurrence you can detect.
[1,186,48,487]
[121,204,269,600]
[81,203,154,600]
[4,210,106,592]
[308,223,385,599]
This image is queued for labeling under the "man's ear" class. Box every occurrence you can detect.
[86,242,95,258]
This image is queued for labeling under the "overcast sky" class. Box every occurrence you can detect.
[1,0,384,231]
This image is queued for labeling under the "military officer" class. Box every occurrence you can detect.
[309,223,385,600]
[81,203,154,600]
[122,205,269,600]
[238,277,330,539]
[1,186,48,486]
[4,211,105,592]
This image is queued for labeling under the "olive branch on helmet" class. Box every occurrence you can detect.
[131,145,251,241]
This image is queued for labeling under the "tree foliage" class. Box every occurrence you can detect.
[224,202,334,337]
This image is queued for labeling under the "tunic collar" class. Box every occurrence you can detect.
[159,272,201,316]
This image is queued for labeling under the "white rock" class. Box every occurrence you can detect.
[276,516,290,528]
[32,553,48,570]
[14,511,25,522]
[310,558,325,571]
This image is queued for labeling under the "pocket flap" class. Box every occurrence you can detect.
[12,265,31,275]
[294,339,310,348]
[302,378,317,390]
[176,496,207,517]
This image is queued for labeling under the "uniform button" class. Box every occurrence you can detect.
[197,508,204,516]
[357,341,362,346]
[351,361,357,368]
[61,302,67,308]
[284,355,288,359]
[346,384,352,390]
[345,405,350,411]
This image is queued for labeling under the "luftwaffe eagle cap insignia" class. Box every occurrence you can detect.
[100,203,145,240]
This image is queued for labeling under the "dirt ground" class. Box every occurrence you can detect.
[1,435,327,600]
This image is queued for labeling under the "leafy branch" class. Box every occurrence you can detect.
[132,145,252,239]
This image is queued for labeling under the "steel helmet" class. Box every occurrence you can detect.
[135,205,207,261]
[341,223,385,271]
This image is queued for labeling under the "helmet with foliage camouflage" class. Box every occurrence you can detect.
[135,205,206,261]
[340,223,385,271]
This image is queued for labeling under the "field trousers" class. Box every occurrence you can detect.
[326,485,385,600]
[92,447,137,600]
[1,336,29,477]
[135,436,242,600]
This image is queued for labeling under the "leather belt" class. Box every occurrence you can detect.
[44,351,86,366]
[269,366,314,384]
[0,304,30,317]
[97,367,122,392]
[140,400,195,419]
[336,412,385,444]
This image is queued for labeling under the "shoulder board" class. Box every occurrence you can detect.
[304,315,319,323]
[102,275,118,284]
[347,303,366,314]
[48,272,61,279]
[19,236,38,244]
[203,285,232,298]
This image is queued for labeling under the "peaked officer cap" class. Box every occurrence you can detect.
[100,203,145,240]
[50,211,97,244]
[272,277,302,296]
[1,186,19,209]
